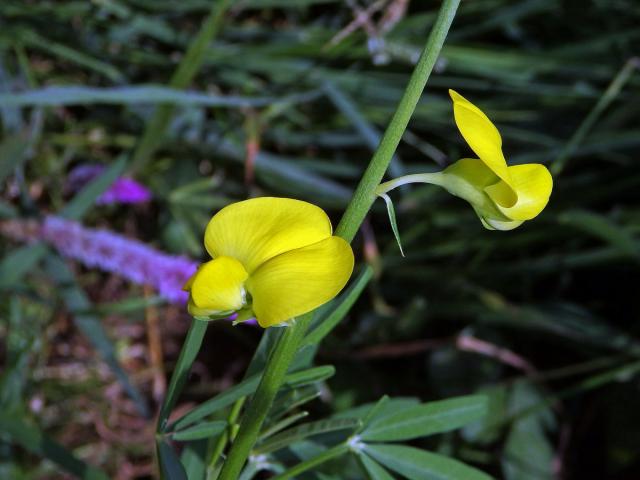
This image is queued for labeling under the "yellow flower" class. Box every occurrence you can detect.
[184,197,354,328]
[442,90,553,230]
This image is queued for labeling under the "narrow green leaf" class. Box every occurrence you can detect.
[0,412,109,480]
[170,420,227,442]
[0,243,48,289]
[171,365,334,431]
[268,387,320,422]
[179,440,208,480]
[303,266,373,347]
[285,365,336,387]
[157,440,188,480]
[20,30,124,82]
[130,0,232,172]
[260,412,309,441]
[0,135,29,184]
[380,193,405,256]
[364,444,493,480]
[323,81,404,177]
[359,454,396,480]
[59,155,127,220]
[255,418,360,454]
[361,395,488,442]
[357,395,390,434]
[157,319,209,432]
[559,210,638,258]
[334,398,420,423]
[0,85,318,108]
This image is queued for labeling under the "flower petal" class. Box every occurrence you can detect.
[187,256,249,314]
[485,163,553,221]
[204,197,333,273]
[247,236,354,327]
[449,90,516,206]
[440,158,507,221]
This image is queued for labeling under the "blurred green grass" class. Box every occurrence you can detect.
[1,0,639,478]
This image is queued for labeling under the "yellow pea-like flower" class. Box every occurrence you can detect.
[443,90,553,230]
[184,197,354,328]
[377,90,553,233]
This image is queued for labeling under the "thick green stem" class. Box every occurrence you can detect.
[131,0,232,173]
[156,319,208,433]
[335,0,461,242]
[217,315,313,480]
[269,443,350,480]
[217,1,461,477]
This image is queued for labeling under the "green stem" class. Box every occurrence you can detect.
[131,0,233,173]
[335,0,461,242]
[217,314,313,480]
[156,319,208,433]
[208,397,246,471]
[217,1,461,477]
[376,172,444,195]
[269,443,350,480]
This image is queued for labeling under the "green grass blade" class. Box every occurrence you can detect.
[131,0,232,172]
[0,412,109,480]
[157,318,209,432]
[0,135,29,184]
[45,255,150,418]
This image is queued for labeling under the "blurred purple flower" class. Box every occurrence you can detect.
[67,164,152,205]
[42,216,195,303]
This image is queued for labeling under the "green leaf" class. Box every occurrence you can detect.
[157,319,209,432]
[361,395,488,442]
[171,420,227,441]
[379,193,405,256]
[157,440,188,480]
[0,86,320,108]
[255,418,361,454]
[364,444,493,480]
[357,395,390,434]
[171,365,335,431]
[559,210,638,258]
[179,440,208,480]
[0,135,29,184]
[59,155,127,220]
[303,266,374,347]
[359,454,397,480]
[0,243,48,289]
[0,412,109,480]
[334,398,420,423]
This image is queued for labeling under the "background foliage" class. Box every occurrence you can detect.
[1,0,639,479]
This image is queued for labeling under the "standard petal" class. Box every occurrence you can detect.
[449,90,516,206]
[486,163,553,221]
[187,256,249,314]
[247,236,354,327]
[204,197,333,273]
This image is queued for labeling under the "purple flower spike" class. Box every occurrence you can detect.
[67,164,152,205]
[35,216,256,327]
[42,216,196,304]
